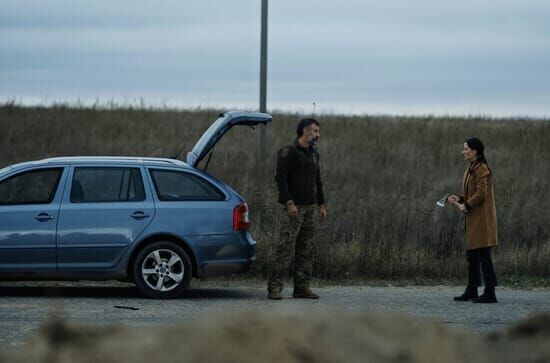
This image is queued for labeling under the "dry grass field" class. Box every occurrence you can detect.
[1,103,549,282]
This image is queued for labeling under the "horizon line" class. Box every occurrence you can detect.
[1,96,548,121]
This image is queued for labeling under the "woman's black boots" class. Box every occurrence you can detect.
[472,287,498,303]
[453,285,479,301]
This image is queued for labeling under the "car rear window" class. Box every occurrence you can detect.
[0,168,63,205]
[71,167,145,203]
[149,169,224,201]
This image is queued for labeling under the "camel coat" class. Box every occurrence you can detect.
[459,161,498,250]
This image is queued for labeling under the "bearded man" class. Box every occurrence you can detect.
[267,118,327,300]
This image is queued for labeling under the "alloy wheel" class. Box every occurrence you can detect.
[141,249,185,292]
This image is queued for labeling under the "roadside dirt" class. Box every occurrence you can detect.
[1,311,550,363]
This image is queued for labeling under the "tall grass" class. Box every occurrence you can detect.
[1,103,549,282]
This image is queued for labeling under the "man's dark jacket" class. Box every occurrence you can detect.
[275,139,325,206]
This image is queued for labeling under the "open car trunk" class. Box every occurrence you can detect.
[186,111,272,168]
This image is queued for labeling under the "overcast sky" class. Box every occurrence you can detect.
[1,0,549,117]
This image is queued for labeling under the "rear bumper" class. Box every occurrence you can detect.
[200,258,254,277]
[198,231,256,278]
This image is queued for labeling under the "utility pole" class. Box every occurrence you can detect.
[259,0,268,160]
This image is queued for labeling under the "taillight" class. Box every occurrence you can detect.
[233,203,251,230]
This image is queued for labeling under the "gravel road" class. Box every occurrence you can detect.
[1,281,549,349]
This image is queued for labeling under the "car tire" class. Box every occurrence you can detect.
[133,241,192,299]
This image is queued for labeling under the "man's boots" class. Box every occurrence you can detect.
[292,288,319,299]
[267,290,282,300]
[472,287,498,303]
[453,285,479,301]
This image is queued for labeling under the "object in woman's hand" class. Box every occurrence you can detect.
[436,195,449,207]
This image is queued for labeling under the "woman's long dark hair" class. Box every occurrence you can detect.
[466,137,488,164]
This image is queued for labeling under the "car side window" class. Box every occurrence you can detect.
[149,169,224,201]
[71,167,145,203]
[0,168,63,205]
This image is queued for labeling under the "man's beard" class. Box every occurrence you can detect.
[309,137,319,147]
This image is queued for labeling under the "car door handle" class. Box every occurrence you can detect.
[131,211,150,219]
[35,213,55,221]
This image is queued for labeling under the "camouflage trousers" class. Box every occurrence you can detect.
[267,204,318,293]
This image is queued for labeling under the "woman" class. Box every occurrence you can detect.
[448,137,498,303]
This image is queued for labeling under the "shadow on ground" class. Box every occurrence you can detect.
[0,284,254,300]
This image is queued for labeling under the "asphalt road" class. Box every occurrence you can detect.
[1,281,549,349]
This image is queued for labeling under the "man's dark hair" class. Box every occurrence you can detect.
[296,118,320,137]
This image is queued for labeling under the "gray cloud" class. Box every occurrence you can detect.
[1,0,549,116]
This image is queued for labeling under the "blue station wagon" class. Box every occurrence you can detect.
[0,111,272,298]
